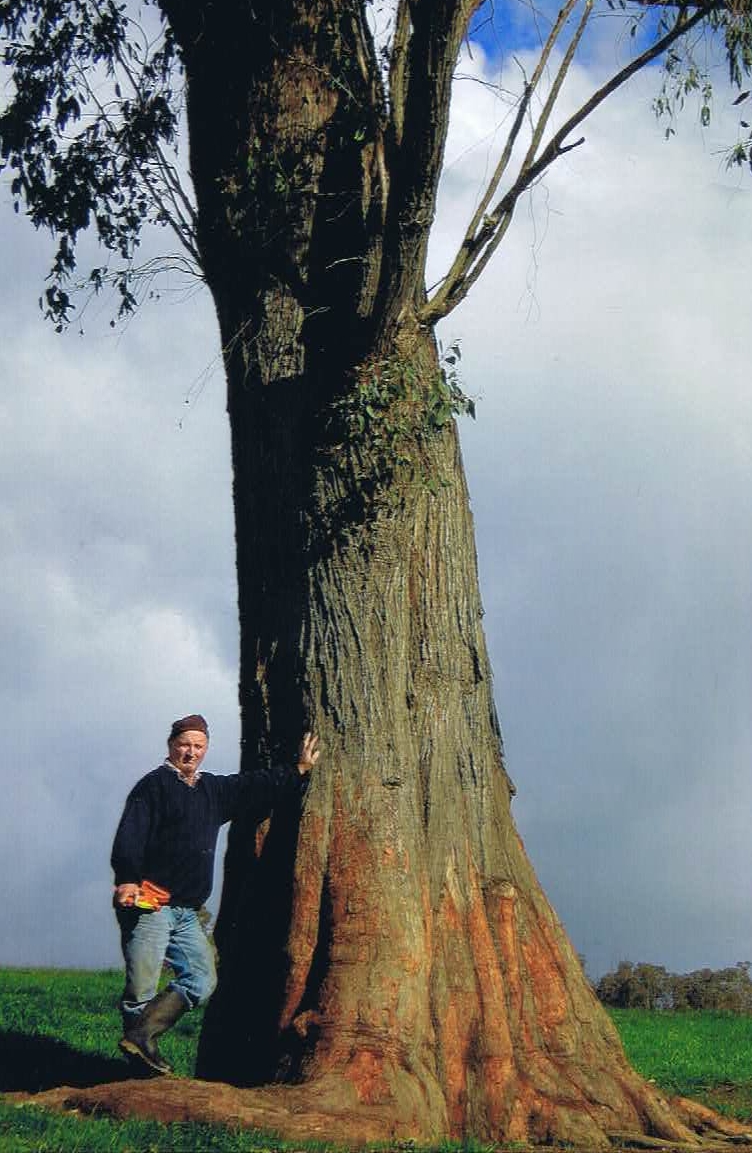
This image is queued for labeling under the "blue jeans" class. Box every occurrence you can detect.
[116,905,217,1026]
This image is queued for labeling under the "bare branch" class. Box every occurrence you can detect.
[521,0,593,173]
[373,0,485,342]
[421,0,715,324]
[427,0,583,318]
[527,2,713,179]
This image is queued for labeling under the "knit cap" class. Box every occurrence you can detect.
[169,714,209,740]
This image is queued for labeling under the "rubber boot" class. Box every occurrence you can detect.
[119,987,187,1074]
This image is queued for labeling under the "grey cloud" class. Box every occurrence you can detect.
[436,54,752,976]
[1,219,238,965]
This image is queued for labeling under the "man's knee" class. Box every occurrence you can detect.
[172,952,217,1008]
[196,963,218,1005]
[172,974,215,1009]
[192,952,217,1005]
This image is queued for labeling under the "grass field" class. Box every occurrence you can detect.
[611,1006,752,1123]
[2,969,752,1150]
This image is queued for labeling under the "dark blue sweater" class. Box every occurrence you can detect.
[111,762,304,908]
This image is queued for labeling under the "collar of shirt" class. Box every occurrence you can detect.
[163,759,202,787]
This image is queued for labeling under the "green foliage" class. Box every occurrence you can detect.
[654,1,752,171]
[596,959,752,1013]
[3,0,752,339]
[0,0,184,327]
[654,55,714,135]
[326,342,475,497]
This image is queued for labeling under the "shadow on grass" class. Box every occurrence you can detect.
[0,1030,132,1091]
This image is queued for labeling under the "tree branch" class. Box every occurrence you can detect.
[521,0,593,173]
[389,0,412,145]
[427,0,583,318]
[71,51,200,267]
[421,0,715,324]
[373,0,484,344]
[350,5,390,223]
[88,0,200,262]
[526,1,713,180]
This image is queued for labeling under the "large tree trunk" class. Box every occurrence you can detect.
[193,337,709,1149]
[157,2,745,1146]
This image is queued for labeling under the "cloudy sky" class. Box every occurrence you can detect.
[1,19,750,979]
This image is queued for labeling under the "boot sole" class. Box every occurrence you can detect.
[118,1036,172,1075]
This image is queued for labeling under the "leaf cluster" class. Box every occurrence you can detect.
[327,343,475,487]
[310,344,477,546]
[0,0,186,327]
[653,0,752,171]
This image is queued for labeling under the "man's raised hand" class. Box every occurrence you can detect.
[297,731,320,775]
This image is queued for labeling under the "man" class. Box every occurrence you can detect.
[111,713,319,1074]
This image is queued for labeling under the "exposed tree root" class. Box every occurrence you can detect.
[3,1076,451,1146]
[5,1075,752,1151]
[671,1094,752,1141]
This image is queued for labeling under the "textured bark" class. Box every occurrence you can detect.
[194,384,745,1146]
[148,2,748,1146]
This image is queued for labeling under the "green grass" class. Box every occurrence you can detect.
[0,968,202,1081]
[608,1006,752,1122]
[0,1104,293,1153]
[0,969,315,1151]
[3,970,752,1149]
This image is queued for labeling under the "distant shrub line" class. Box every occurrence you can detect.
[595,960,752,1013]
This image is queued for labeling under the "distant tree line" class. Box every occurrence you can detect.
[595,961,752,1013]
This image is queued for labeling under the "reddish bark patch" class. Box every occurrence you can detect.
[279,810,330,1030]
[343,1049,391,1105]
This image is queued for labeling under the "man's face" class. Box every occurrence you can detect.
[167,730,209,778]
